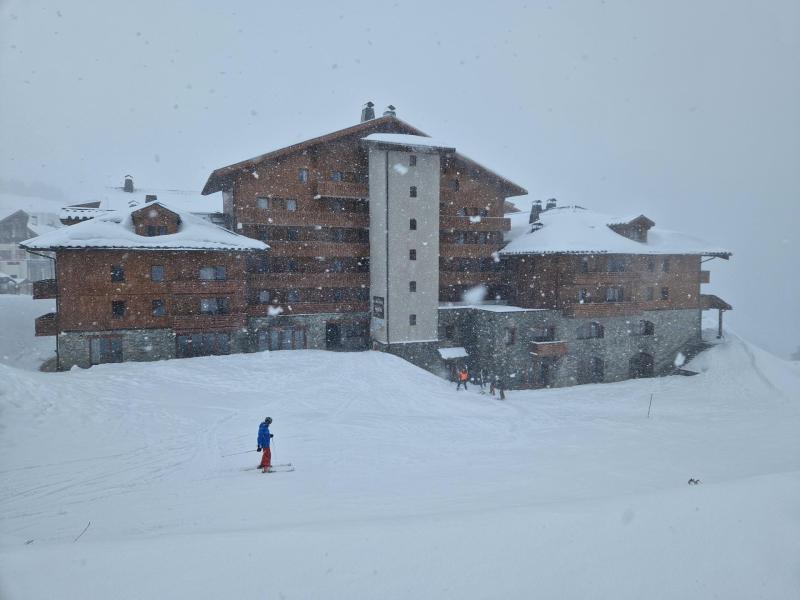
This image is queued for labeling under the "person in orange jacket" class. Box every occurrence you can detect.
[456,366,469,391]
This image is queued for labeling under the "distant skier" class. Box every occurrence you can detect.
[257,417,274,473]
[457,367,469,391]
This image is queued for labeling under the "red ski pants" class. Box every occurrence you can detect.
[260,447,272,470]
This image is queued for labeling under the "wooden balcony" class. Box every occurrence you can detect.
[531,341,568,357]
[316,181,369,199]
[439,271,502,286]
[700,270,710,284]
[564,302,643,318]
[32,278,57,299]
[247,211,369,229]
[248,272,368,288]
[169,280,244,294]
[172,314,247,331]
[247,302,369,317]
[266,241,370,258]
[440,216,511,232]
[440,243,503,259]
[35,312,58,336]
[572,272,641,285]
[700,294,732,311]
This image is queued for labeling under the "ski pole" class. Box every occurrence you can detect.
[221,449,259,458]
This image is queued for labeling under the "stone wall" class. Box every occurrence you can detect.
[58,328,176,370]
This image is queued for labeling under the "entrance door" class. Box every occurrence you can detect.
[326,322,342,350]
[630,352,655,378]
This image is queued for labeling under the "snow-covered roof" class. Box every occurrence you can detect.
[60,188,222,221]
[439,303,544,313]
[361,133,455,152]
[500,206,731,257]
[438,347,469,360]
[21,202,266,252]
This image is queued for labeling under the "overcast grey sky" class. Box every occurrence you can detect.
[1,0,798,356]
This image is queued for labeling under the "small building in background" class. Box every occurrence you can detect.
[0,209,59,290]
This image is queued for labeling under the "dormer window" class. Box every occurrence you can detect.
[146,225,168,236]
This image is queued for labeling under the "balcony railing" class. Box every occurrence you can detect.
[265,241,370,258]
[32,278,57,299]
[316,181,369,199]
[440,243,503,259]
[169,280,244,294]
[564,302,643,318]
[248,272,368,288]
[439,271,502,286]
[35,312,58,336]
[572,271,641,285]
[247,302,369,317]
[172,314,247,331]
[247,211,369,229]
[440,216,511,232]
[531,341,568,357]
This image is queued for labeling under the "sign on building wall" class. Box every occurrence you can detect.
[372,296,385,319]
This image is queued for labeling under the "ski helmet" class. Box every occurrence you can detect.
[265,417,272,425]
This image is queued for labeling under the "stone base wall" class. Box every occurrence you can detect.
[435,306,702,390]
[248,312,370,351]
[375,340,450,379]
[57,328,176,370]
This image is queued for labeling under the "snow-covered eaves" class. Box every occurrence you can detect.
[361,133,456,153]
[60,188,222,221]
[438,347,469,360]
[21,202,266,252]
[500,206,731,258]
[439,303,545,313]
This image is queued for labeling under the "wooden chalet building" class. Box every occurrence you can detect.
[21,104,732,388]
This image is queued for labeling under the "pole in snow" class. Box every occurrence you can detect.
[647,393,654,418]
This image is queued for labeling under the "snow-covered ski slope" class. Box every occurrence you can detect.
[0,303,798,598]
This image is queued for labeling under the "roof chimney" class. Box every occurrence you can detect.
[383,104,396,117]
[145,194,157,203]
[124,175,134,193]
[529,200,543,223]
[545,198,557,211]
[361,101,375,122]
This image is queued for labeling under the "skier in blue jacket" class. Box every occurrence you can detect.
[257,417,273,473]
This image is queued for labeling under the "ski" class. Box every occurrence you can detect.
[263,466,295,473]
[241,462,293,472]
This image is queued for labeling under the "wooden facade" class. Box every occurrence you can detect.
[506,253,705,317]
[204,114,526,313]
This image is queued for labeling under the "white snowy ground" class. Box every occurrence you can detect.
[0,298,798,599]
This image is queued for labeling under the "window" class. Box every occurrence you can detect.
[409,155,417,166]
[287,259,299,273]
[479,208,489,217]
[578,288,589,303]
[608,258,626,272]
[577,321,604,339]
[111,265,125,282]
[200,297,230,315]
[258,290,270,304]
[298,168,309,183]
[111,300,126,319]
[146,225,157,236]
[647,259,656,272]
[287,289,300,303]
[331,259,344,273]
[504,327,516,345]
[152,299,166,317]
[409,186,417,198]
[176,333,231,358]
[661,287,670,300]
[409,281,417,292]
[331,199,345,212]
[409,249,417,260]
[662,258,670,273]
[287,228,299,241]
[151,265,165,282]
[646,287,655,301]
[333,289,344,302]
[444,325,455,339]
[409,314,417,326]
[606,286,624,302]
[257,197,270,209]
[90,337,123,364]
[580,257,589,273]
[331,170,343,182]
[637,320,655,336]
[258,227,269,242]
[199,266,227,280]
[260,327,306,351]
[410,218,417,230]
[531,326,555,342]
[331,228,344,242]
[449,179,460,191]
[286,199,298,212]
[456,207,466,216]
